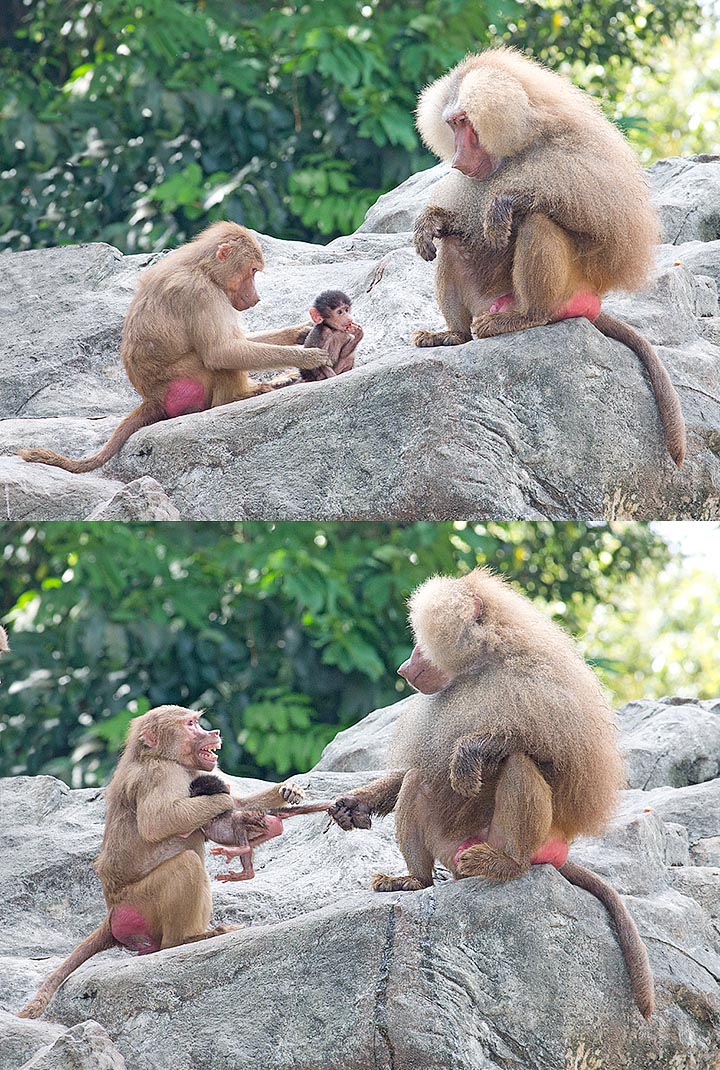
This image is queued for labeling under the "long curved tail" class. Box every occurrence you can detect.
[17,400,165,473]
[559,861,654,1020]
[593,311,686,467]
[17,915,116,1019]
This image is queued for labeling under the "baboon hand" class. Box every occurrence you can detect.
[414,206,461,261]
[450,735,507,797]
[483,194,516,250]
[279,781,305,805]
[296,347,334,370]
[328,795,372,830]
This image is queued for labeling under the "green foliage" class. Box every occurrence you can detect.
[0,0,702,251]
[0,521,669,787]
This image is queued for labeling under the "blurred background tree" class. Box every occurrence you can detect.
[0,0,712,252]
[1,520,718,789]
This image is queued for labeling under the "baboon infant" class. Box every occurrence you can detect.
[329,569,654,1020]
[190,773,335,881]
[300,289,364,382]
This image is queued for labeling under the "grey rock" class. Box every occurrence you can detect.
[314,697,404,771]
[18,1021,126,1070]
[3,160,720,518]
[356,161,449,233]
[648,155,720,244]
[618,697,720,789]
[0,1010,66,1070]
[0,244,148,421]
[0,457,126,521]
[1,697,719,1069]
[86,477,181,520]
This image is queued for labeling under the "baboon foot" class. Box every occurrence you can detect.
[371,872,427,892]
[267,371,300,390]
[243,382,274,397]
[455,843,528,881]
[215,869,255,882]
[470,311,549,338]
[413,329,472,348]
[184,924,242,943]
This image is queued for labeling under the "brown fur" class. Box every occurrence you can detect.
[300,295,363,382]
[330,569,654,1019]
[412,47,686,466]
[18,222,330,473]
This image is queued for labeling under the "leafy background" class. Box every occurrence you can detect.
[1,521,718,787]
[1,0,716,252]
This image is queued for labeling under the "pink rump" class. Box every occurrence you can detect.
[551,291,601,323]
[452,836,569,871]
[163,379,208,418]
[111,906,161,955]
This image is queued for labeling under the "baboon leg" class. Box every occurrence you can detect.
[415,241,473,347]
[456,753,552,881]
[471,214,578,337]
[371,769,435,892]
[118,851,215,950]
[210,369,272,405]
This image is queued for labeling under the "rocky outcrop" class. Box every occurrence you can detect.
[1,158,720,520]
[1,697,718,1070]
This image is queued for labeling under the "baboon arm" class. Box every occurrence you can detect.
[137,787,234,843]
[414,205,464,260]
[247,324,311,345]
[233,785,287,809]
[450,734,511,797]
[199,334,313,373]
[329,770,407,830]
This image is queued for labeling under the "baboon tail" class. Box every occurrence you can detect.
[559,861,654,1020]
[17,400,165,473]
[593,311,686,467]
[17,916,117,1019]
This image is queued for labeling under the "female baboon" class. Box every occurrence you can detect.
[18,705,305,1018]
[18,222,331,472]
[329,569,654,1019]
[412,48,686,466]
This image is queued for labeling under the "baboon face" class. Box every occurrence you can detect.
[137,708,222,772]
[399,573,487,691]
[215,239,264,311]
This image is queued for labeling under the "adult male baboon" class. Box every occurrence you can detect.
[412,48,686,466]
[18,705,304,1019]
[18,222,331,472]
[329,569,654,1019]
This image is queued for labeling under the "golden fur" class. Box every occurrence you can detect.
[412,48,685,465]
[330,570,654,1017]
[18,704,295,1018]
[18,223,329,472]
[396,569,624,840]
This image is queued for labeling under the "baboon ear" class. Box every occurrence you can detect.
[308,306,324,324]
[472,595,484,621]
[215,242,235,262]
[139,727,158,749]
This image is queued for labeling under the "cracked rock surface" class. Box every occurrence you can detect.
[1,157,720,519]
[1,696,718,1070]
